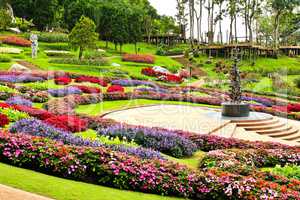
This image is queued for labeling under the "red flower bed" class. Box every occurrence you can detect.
[12,105,54,120]
[141,67,157,77]
[141,67,183,83]
[54,77,72,85]
[287,103,300,112]
[75,76,108,87]
[163,74,183,83]
[75,85,101,94]
[0,102,12,109]
[107,85,125,93]
[0,114,9,127]
[122,54,155,64]
[44,115,88,133]
[2,36,31,47]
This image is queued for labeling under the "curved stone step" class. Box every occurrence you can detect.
[231,116,274,123]
[267,127,298,138]
[279,130,300,141]
[243,122,286,131]
[236,118,279,127]
[257,126,293,134]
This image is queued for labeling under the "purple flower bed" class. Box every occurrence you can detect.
[0,75,44,83]
[9,118,163,160]
[48,86,83,97]
[97,124,197,158]
[6,96,32,107]
[111,79,156,87]
[241,96,273,107]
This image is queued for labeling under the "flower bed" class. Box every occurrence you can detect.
[0,107,29,122]
[0,75,44,83]
[21,91,49,103]
[141,67,183,83]
[107,85,125,93]
[111,79,156,87]
[97,124,197,158]
[0,114,9,127]
[199,148,300,176]
[75,76,108,87]
[6,96,32,107]
[11,105,54,120]
[54,77,72,85]
[75,85,101,94]
[9,119,162,160]
[122,54,155,64]
[48,87,82,97]
[2,36,31,47]
[44,115,88,133]
[188,134,295,152]
[0,132,299,199]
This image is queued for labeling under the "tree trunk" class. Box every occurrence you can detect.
[135,43,137,54]
[274,12,280,49]
[79,47,83,60]
[199,0,203,43]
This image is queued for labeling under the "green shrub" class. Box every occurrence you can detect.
[83,50,105,59]
[0,56,11,63]
[22,82,49,91]
[49,58,108,66]
[42,43,71,51]
[25,32,68,43]
[294,77,300,89]
[0,108,29,122]
[266,165,300,180]
[0,85,17,93]
[75,129,138,148]
[0,9,12,31]
[14,17,33,32]
[44,50,73,57]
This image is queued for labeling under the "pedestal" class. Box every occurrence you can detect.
[222,102,250,117]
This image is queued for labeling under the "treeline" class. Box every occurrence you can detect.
[6,0,179,47]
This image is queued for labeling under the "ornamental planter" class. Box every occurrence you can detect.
[222,102,250,117]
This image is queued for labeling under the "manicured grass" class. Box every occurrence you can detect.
[166,151,206,169]
[0,163,182,200]
[76,99,220,116]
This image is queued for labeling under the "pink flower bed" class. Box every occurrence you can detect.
[122,54,155,64]
[2,36,31,47]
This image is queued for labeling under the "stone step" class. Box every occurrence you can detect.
[267,127,298,138]
[243,122,286,131]
[236,118,280,127]
[279,130,300,141]
[257,126,293,134]
[230,116,274,123]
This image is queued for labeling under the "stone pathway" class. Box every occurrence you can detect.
[104,104,300,146]
[0,184,53,200]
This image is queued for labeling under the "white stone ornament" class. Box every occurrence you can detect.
[30,34,38,58]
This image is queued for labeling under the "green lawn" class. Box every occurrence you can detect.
[0,163,182,200]
[76,99,220,116]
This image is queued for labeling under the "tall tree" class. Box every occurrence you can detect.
[270,0,299,48]
[69,16,98,60]
[176,0,188,39]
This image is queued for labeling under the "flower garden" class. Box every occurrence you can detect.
[0,63,299,199]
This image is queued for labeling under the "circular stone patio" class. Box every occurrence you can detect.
[103,104,300,146]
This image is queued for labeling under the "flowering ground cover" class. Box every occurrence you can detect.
[0,68,300,199]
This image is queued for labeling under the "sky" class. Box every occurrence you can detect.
[148,0,246,42]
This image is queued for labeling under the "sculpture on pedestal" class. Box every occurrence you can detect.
[222,48,250,117]
[30,33,38,58]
